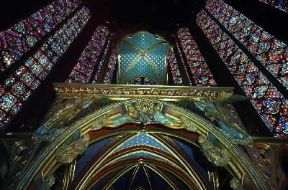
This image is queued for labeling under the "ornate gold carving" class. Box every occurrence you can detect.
[195,101,252,145]
[56,135,90,164]
[180,116,198,132]
[198,136,230,166]
[245,143,278,189]
[230,178,244,190]
[42,99,84,128]
[54,83,234,102]
[16,97,270,190]
[42,174,55,189]
[124,99,184,128]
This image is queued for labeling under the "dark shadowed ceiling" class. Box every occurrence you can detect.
[86,0,206,30]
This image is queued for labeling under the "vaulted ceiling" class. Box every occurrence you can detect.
[69,124,216,190]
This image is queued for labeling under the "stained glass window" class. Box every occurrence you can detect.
[94,39,111,82]
[175,42,193,85]
[258,0,288,12]
[0,0,82,72]
[126,77,157,85]
[206,0,288,90]
[67,25,110,83]
[103,48,117,84]
[197,10,288,137]
[177,27,216,86]
[0,6,90,129]
[167,48,183,85]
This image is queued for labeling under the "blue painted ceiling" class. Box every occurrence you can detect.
[117,31,170,84]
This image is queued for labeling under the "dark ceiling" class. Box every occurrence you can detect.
[0,0,287,41]
[86,0,206,30]
[0,0,53,31]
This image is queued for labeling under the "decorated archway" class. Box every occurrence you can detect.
[15,95,269,190]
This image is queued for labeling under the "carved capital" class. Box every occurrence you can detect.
[230,178,244,190]
[198,135,230,166]
[56,135,90,164]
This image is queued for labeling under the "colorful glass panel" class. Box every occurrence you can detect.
[177,27,216,86]
[197,10,288,137]
[206,0,288,90]
[175,42,193,85]
[126,77,157,85]
[167,48,183,85]
[259,0,288,12]
[0,0,82,72]
[103,48,117,84]
[0,6,90,129]
[67,25,110,83]
[94,39,111,82]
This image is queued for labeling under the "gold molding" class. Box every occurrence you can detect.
[53,83,236,102]
[14,84,267,190]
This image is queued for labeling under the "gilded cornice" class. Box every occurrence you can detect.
[53,83,237,102]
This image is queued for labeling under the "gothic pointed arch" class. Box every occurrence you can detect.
[11,86,268,190]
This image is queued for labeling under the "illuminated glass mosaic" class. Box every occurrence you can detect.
[117,31,170,84]
[167,48,183,85]
[177,27,216,86]
[0,7,90,129]
[0,0,82,72]
[206,0,288,90]
[94,39,111,82]
[197,10,288,137]
[67,25,110,83]
[126,77,157,85]
[259,0,288,12]
[103,48,117,83]
[175,42,193,85]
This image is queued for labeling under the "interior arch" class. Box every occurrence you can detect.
[18,99,267,190]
